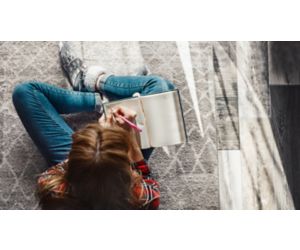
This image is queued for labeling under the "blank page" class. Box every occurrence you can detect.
[141,91,186,147]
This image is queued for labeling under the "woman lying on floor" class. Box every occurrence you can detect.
[12,42,176,209]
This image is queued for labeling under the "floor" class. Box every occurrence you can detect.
[218,42,293,209]
[0,41,297,209]
[270,86,300,209]
[0,42,218,209]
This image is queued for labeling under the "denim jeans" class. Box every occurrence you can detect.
[12,75,175,167]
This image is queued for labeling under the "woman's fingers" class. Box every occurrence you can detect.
[115,117,125,125]
[112,106,137,121]
[111,106,124,117]
[109,107,134,131]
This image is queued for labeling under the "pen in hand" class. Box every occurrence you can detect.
[111,110,143,132]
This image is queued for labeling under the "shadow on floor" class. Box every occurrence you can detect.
[270,86,300,209]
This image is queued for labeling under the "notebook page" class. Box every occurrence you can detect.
[141,91,186,147]
[103,99,151,149]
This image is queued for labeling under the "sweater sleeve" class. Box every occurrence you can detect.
[37,160,68,198]
[131,159,160,209]
[131,159,151,177]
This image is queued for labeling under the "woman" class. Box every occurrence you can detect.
[12,42,176,209]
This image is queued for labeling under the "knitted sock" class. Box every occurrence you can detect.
[83,65,108,92]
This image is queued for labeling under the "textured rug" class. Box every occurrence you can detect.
[0,41,219,209]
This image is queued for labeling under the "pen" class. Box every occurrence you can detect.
[112,112,143,132]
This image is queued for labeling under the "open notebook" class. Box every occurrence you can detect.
[102,89,187,149]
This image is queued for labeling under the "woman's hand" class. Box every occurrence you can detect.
[98,106,137,133]
[98,106,143,162]
[111,106,137,131]
[112,106,140,144]
[112,106,144,161]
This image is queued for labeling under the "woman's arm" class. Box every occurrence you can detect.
[111,106,145,162]
[128,133,144,162]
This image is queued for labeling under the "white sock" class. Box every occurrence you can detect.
[84,66,107,92]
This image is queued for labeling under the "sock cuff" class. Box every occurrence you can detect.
[84,66,107,92]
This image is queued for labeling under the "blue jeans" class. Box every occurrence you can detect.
[12,75,175,167]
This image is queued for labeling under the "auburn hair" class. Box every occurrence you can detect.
[38,123,142,209]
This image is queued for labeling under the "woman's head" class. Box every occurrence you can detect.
[65,123,141,209]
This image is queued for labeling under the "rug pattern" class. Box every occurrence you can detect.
[0,41,219,209]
